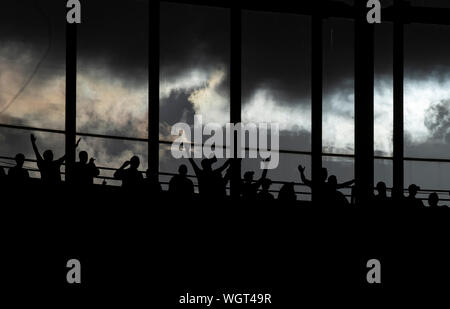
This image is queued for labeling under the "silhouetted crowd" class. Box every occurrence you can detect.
[0,133,448,208]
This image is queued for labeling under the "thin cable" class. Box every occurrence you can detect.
[0,0,53,114]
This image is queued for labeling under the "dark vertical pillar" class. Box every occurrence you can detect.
[354,2,375,204]
[393,0,405,199]
[149,1,160,182]
[311,13,323,204]
[65,22,77,183]
[230,7,242,199]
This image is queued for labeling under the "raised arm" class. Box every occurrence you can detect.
[30,134,43,162]
[55,154,66,165]
[337,179,355,189]
[260,168,268,180]
[188,158,201,176]
[56,138,81,164]
[215,158,233,174]
[114,161,129,180]
[298,165,312,187]
[223,166,232,185]
[255,161,269,187]
[260,158,269,179]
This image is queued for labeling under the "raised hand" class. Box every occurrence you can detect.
[89,158,96,164]
[261,157,270,169]
[298,165,305,173]
[30,134,36,143]
[75,138,81,148]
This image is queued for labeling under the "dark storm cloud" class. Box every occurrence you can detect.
[162,1,350,106]
[160,2,230,91]
[160,91,194,125]
[4,0,450,94]
[77,0,149,84]
[241,11,311,104]
[0,0,149,84]
[159,2,231,128]
[405,23,450,78]
[0,0,65,48]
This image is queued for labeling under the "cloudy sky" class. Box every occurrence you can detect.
[2,0,450,197]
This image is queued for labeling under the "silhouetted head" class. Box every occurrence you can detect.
[428,192,439,208]
[408,184,420,197]
[376,181,387,196]
[278,182,297,201]
[43,150,53,162]
[244,171,254,182]
[328,175,338,190]
[201,159,212,172]
[321,168,328,182]
[261,178,272,190]
[14,153,25,167]
[79,151,88,164]
[130,156,140,169]
[178,164,188,176]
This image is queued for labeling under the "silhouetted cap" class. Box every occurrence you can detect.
[409,184,420,192]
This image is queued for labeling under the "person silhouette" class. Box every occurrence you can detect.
[405,184,424,209]
[374,181,387,199]
[427,192,448,208]
[257,178,274,202]
[8,153,30,185]
[428,192,440,208]
[73,151,99,186]
[298,166,328,190]
[114,156,144,188]
[373,181,392,207]
[241,163,268,201]
[145,168,162,194]
[169,164,194,199]
[372,181,394,209]
[298,164,354,205]
[30,134,80,185]
[277,182,297,203]
[326,175,349,206]
[188,156,232,199]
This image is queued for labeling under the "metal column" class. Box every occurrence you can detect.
[354,1,375,204]
[311,11,323,204]
[230,7,242,199]
[393,0,406,199]
[149,1,160,182]
[65,21,77,183]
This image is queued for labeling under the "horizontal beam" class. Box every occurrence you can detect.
[4,123,450,163]
[163,0,450,25]
[162,0,352,17]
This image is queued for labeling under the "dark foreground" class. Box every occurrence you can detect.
[2,183,450,305]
